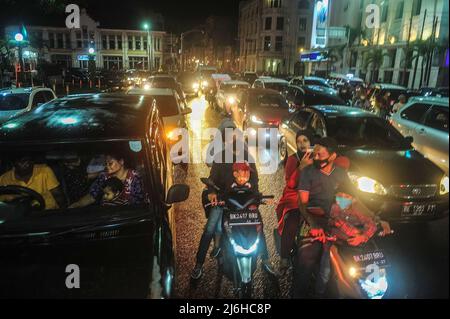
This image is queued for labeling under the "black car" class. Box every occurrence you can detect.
[278,105,449,223]
[284,85,346,111]
[0,94,189,298]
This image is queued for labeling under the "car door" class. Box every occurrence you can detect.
[395,102,432,148]
[420,105,449,174]
[283,109,313,154]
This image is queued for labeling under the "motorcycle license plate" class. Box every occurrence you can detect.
[228,211,261,226]
[352,250,388,268]
[401,203,436,217]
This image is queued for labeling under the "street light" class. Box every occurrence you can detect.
[14,33,24,42]
[143,22,152,72]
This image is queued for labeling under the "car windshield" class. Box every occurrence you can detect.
[264,82,288,92]
[0,93,30,111]
[222,83,249,92]
[151,95,179,117]
[151,77,176,88]
[327,116,409,149]
[251,93,288,109]
[0,141,150,218]
[178,74,197,84]
[305,79,329,87]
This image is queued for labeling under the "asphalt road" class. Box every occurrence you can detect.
[173,95,449,299]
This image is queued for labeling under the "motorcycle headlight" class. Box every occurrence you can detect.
[193,83,199,89]
[251,115,264,125]
[230,237,259,256]
[348,173,387,195]
[440,175,449,195]
[227,96,236,105]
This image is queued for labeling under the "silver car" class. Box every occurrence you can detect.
[390,96,449,174]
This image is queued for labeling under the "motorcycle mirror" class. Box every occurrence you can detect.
[200,178,220,191]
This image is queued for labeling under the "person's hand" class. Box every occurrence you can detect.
[378,221,392,237]
[299,151,313,170]
[208,193,218,206]
[347,234,369,246]
[309,228,326,243]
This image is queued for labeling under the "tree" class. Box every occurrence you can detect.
[0,38,14,88]
[363,48,389,83]
[322,45,345,77]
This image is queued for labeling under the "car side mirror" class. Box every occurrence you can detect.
[166,184,190,205]
[182,107,192,115]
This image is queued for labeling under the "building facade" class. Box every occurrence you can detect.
[5,9,168,72]
[238,0,315,75]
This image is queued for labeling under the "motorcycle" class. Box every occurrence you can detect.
[294,225,391,299]
[200,178,274,299]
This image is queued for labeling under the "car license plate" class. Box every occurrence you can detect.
[352,250,388,268]
[401,203,437,217]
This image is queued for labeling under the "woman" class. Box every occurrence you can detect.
[275,130,314,270]
[69,153,145,208]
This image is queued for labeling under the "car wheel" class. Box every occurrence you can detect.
[279,137,288,166]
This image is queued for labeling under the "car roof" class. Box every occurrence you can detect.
[307,105,378,118]
[247,88,282,95]
[222,80,250,86]
[0,87,50,94]
[127,88,175,96]
[0,94,156,143]
[408,96,449,107]
[304,76,327,81]
[257,77,288,83]
[372,83,407,90]
[150,75,175,79]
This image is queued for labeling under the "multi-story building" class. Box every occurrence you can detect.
[351,0,449,88]
[5,9,167,72]
[238,0,315,75]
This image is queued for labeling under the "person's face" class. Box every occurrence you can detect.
[105,156,124,175]
[296,135,311,152]
[103,186,117,201]
[14,157,34,178]
[313,145,336,169]
[233,169,250,186]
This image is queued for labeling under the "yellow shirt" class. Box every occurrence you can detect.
[0,164,60,210]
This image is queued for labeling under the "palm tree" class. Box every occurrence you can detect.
[363,48,389,83]
[323,45,345,77]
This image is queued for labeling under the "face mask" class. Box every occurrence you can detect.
[336,196,352,210]
[313,158,330,169]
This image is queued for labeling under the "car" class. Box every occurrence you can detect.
[242,72,258,85]
[0,93,190,298]
[290,76,332,89]
[126,88,192,143]
[368,83,408,109]
[252,77,289,93]
[412,87,449,98]
[215,80,250,112]
[177,72,200,97]
[390,96,449,175]
[239,88,290,137]
[284,85,346,111]
[145,75,185,102]
[278,105,449,222]
[328,73,365,89]
[0,87,57,124]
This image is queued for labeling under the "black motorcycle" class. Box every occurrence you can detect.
[201,178,273,298]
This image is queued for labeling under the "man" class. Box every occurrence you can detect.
[0,155,66,210]
[191,130,276,279]
[293,138,390,298]
[392,94,407,114]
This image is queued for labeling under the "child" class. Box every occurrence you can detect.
[231,162,252,189]
[101,177,127,206]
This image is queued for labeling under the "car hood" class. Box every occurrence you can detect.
[0,110,20,124]
[250,107,290,123]
[342,148,445,186]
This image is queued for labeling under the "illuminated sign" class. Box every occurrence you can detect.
[311,0,330,49]
[300,51,328,62]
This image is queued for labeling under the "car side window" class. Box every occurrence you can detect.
[400,103,431,124]
[294,88,305,105]
[31,91,47,108]
[286,87,296,101]
[424,106,449,132]
[309,113,326,137]
[43,91,55,102]
[254,81,262,88]
[292,110,311,130]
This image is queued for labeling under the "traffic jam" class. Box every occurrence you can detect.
[0,0,448,301]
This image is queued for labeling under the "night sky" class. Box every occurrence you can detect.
[0,0,245,33]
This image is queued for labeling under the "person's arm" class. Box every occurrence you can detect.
[69,174,104,208]
[284,156,298,183]
[69,193,96,208]
[50,186,67,209]
[130,174,145,205]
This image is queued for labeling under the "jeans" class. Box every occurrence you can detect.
[196,206,223,265]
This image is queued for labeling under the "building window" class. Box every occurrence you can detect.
[155,57,161,70]
[384,71,393,83]
[128,35,133,50]
[381,3,388,23]
[103,56,123,70]
[82,26,88,38]
[51,54,72,68]
[275,36,283,51]
[413,0,422,16]
[129,56,148,70]
[388,49,397,68]
[265,17,272,30]
[299,17,307,31]
[57,33,63,49]
[298,0,309,10]
[276,17,284,31]
[143,38,148,50]
[65,33,71,49]
[76,31,82,48]
[109,36,116,50]
[264,36,271,51]
[298,36,306,47]
[135,36,141,50]
[102,35,107,49]
[117,36,122,50]
[49,33,55,49]
[395,1,404,19]
[270,0,282,8]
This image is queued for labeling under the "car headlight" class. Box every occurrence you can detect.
[251,115,264,125]
[348,173,387,195]
[193,83,199,89]
[202,81,208,87]
[143,84,150,90]
[227,96,236,104]
[440,176,449,195]
[166,129,180,142]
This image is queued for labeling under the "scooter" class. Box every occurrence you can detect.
[201,178,274,299]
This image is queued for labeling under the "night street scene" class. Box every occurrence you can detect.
[0,0,448,303]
